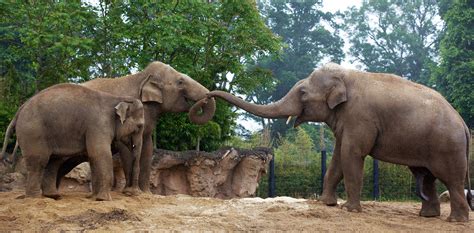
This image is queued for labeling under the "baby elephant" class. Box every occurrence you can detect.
[2,84,144,201]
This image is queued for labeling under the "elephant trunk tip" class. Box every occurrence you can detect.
[188,97,216,125]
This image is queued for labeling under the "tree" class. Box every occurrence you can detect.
[119,1,281,150]
[433,0,473,128]
[0,1,281,152]
[245,0,344,139]
[344,0,442,85]
[0,1,96,143]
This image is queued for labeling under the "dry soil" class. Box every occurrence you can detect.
[0,191,472,232]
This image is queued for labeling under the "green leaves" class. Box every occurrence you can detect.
[344,0,441,85]
[0,1,282,151]
[434,0,474,127]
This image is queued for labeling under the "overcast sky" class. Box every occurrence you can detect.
[322,0,362,13]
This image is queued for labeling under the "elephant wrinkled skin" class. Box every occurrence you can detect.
[205,63,473,222]
[1,84,144,201]
[37,61,215,196]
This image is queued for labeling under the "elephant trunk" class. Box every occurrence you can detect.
[185,76,216,124]
[207,90,302,119]
[131,131,143,187]
[188,97,216,124]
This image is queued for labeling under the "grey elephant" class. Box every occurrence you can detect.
[40,61,216,196]
[203,63,473,222]
[1,84,145,201]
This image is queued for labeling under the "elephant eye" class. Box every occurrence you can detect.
[301,89,309,101]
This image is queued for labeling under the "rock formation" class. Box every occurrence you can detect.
[0,147,272,199]
[147,147,272,198]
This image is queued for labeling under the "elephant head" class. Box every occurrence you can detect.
[115,99,145,151]
[206,63,347,126]
[138,62,215,124]
[115,99,145,186]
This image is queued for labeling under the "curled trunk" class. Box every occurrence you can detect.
[188,97,216,124]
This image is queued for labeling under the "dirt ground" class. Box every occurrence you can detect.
[0,191,472,232]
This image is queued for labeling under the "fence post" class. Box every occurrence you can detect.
[373,159,380,200]
[320,124,326,194]
[268,154,276,197]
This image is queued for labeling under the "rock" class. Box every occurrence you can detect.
[64,162,91,184]
[0,147,273,199]
[439,189,474,202]
[0,172,26,192]
[144,147,273,198]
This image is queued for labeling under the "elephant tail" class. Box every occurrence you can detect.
[464,124,473,211]
[1,107,21,163]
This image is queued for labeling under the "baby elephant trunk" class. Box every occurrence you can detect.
[130,131,143,190]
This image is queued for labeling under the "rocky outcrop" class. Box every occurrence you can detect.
[0,147,272,199]
[148,147,272,198]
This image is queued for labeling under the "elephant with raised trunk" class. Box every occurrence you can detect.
[40,61,216,196]
[2,84,145,201]
[201,63,473,222]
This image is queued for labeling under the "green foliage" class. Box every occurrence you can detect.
[0,1,282,152]
[433,0,474,127]
[344,0,442,85]
[243,0,344,138]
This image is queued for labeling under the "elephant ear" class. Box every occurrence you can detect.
[140,75,163,103]
[327,77,347,109]
[115,102,129,124]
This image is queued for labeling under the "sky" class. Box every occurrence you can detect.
[237,0,363,132]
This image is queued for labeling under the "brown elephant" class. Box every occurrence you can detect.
[41,61,216,195]
[1,84,145,201]
[202,63,473,222]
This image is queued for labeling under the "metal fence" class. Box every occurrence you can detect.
[256,151,453,201]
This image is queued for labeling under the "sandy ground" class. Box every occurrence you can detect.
[0,191,472,232]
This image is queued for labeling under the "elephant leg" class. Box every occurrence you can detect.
[25,153,50,198]
[41,157,65,199]
[340,152,365,212]
[87,142,113,201]
[339,130,374,213]
[419,171,440,217]
[445,181,469,222]
[430,158,470,222]
[320,140,343,206]
[138,133,153,193]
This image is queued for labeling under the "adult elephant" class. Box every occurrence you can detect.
[43,61,215,195]
[202,63,472,222]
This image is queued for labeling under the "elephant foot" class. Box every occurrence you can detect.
[140,187,152,194]
[341,201,362,212]
[446,212,469,222]
[95,192,112,201]
[43,193,62,200]
[123,186,141,196]
[25,190,42,198]
[419,205,440,217]
[319,193,338,206]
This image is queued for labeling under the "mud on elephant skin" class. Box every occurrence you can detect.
[207,63,473,222]
[44,61,216,195]
[1,84,145,201]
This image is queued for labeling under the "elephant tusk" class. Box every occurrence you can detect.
[286,116,293,125]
